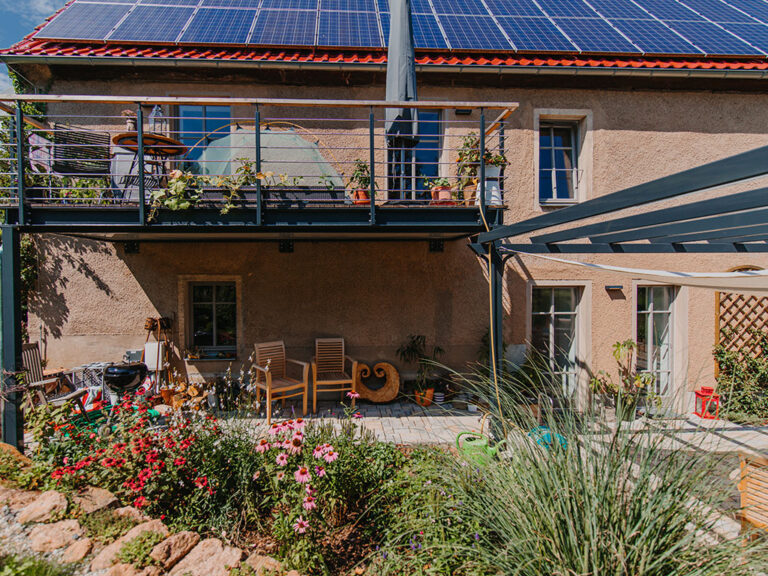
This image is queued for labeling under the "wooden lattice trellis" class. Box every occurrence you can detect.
[716,268,768,374]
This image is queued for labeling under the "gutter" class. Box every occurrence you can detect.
[3,54,768,79]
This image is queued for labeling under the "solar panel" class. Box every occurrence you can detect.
[609,18,704,53]
[35,2,132,40]
[678,0,757,23]
[109,6,194,42]
[496,16,578,51]
[721,21,768,50]
[584,0,651,19]
[727,0,768,22]
[251,9,317,45]
[318,10,382,47]
[431,0,488,16]
[200,0,260,6]
[179,8,256,44]
[485,0,549,17]
[633,0,707,20]
[665,19,761,52]
[541,0,601,18]
[260,0,318,8]
[381,12,447,48]
[551,17,639,51]
[321,0,376,11]
[438,14,513,49]
[138,0,198,5]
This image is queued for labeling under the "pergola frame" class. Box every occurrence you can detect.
[473,144,768,377]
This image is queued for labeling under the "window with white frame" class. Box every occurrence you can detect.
[538,121,579,204]
[636,286,674,396]
[531,287,580,396]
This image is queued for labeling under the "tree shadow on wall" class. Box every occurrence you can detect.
[31,234,114,339]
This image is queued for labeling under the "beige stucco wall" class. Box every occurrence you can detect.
[26,74,768,406]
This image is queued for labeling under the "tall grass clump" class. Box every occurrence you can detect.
[374,362,768,576]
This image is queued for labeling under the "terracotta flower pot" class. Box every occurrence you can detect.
[414,388,435,407]
[352,189,370,205]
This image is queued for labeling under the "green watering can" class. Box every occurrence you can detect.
[455,431,504,466]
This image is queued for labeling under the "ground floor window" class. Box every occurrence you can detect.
[531,286,580,396]
[636,286,674,396]
[189,282,237,353]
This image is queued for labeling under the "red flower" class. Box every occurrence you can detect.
[133,496,147,508]
[173,458,186,467]
[194,476,208,489]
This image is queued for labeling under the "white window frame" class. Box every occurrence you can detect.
[533,109,593,209]
[526,280,592,408]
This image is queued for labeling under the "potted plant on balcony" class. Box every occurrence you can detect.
[397,334,444,407]
[425,176,453,204]
[590,339,658,422]
[456,132,481,205]
[481,149,508,206]
[349,159,372,205]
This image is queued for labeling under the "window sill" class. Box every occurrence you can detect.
[539,200,579,208]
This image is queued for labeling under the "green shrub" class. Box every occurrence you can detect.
[715,329,768,422]
[0,554,73,576]
[116,531,164,568]
[80,509,137,545]
[374,368,768,576]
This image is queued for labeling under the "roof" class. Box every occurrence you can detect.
[5,37,768,74]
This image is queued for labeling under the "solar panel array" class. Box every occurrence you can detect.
[33,0,768,56]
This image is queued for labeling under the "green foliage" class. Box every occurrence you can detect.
[116,531,164,568]
[424,177,451,189]
[0,554,72,576]
[80,509,137,545]
[590,340,659,416]
[149,169,201,217]
[348,159,371,190]
[376,369,768,576]
[714,329,768,422]
[397,335,444,391]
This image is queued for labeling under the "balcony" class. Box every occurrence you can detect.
[0,96,515,240]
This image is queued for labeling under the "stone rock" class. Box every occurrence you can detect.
[245,552,282,575]
[149,530,200,569]
[168,538,243,576]
[18,490,67,523]
[0,442,32,466]
[29,519,83,552]
[114,506,150,523]
[286,571,302,576]
[73,486,118,514]
[62,537,93,563]
[90,519,169,571]
[106,564,143,576]
[0,487,39,511]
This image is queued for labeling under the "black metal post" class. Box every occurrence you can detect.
[137,105,146,225]
[479,109,486,221]
[497,120,505,226]
[15,106,25,225]
[255,106,262,226]
[489,241,504,377]
[1,226,24,450]
[369,109,376,225]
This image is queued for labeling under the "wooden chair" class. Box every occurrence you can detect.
[738,452,768,533]
[312,338,358,413]
[21,342,89,415]
[253,340,309,424]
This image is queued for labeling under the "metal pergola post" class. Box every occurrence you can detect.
[1,226,23,450]
[489,241,505,376]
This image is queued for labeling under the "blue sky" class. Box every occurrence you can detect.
[0,0,68,93]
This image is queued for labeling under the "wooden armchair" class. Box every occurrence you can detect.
[738,452,768,532]
[312,338,358,413]
[253,340,309,424]
[22,342,90,417]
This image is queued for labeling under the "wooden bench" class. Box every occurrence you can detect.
[738,452,768,531]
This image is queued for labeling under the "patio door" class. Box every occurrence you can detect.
[636,286,674,397]
[531,286,581,398]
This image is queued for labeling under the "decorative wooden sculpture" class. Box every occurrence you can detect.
[356,362,400,403]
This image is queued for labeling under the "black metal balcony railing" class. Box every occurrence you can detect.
[0,96,515,229]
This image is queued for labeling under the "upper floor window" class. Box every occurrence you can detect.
[177,105,231,161]
[387,110,442,200]
[538,121,579,204]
